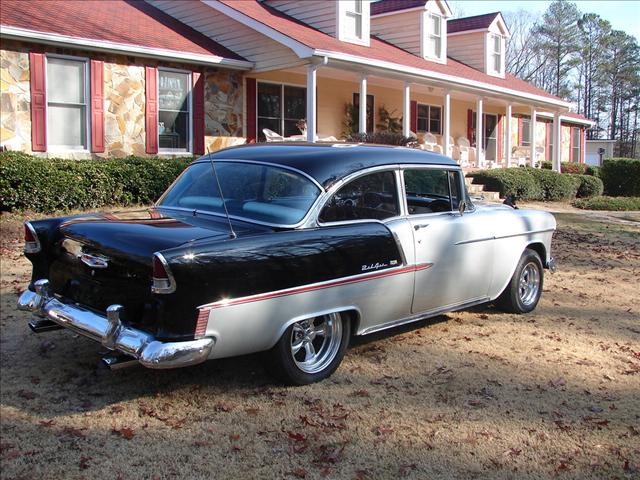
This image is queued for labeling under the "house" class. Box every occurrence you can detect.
[0,0,593,169]
[585,139,616,166]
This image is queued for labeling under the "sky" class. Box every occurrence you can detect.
[447,0,640,41]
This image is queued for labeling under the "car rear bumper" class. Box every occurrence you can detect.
[17,279,214,369]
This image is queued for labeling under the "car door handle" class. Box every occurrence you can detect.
[414,223,429,231]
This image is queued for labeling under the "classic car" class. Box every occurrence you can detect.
[17,144,556,385]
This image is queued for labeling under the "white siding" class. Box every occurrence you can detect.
[266,0,337,36]
[447,31,485,72]
[148,0,300,71]
[371,11,422,57]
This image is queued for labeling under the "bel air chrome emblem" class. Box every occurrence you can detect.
[80,253,109,269]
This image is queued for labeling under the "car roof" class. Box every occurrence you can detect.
[204,143,459,189]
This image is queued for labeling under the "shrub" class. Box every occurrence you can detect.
[599,158,640,196]
[347,132,413,146]
[540,161,587,174]
[572,174,604,198]
[467,168,542,200]
[0,153,192,212]
[585,165,600,177]
[573,196,640,211]
[528,168,578,201]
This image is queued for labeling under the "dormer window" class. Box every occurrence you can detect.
[426,13,443,58]
[491,34,503,73]
[337,0,370,46]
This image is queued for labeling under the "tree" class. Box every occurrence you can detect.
[505,10,543,80]
[533,0,581,98]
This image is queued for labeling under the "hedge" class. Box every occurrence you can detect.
[573,196,640,211]
[541,161,588,175]
[0,152,192,212]
[599,158,640,197]
[467,167,603,201]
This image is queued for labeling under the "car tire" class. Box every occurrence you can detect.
[496,248,544,314]
[266,312,350,385]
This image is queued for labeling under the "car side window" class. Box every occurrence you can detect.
[319,171,399,223]
[448,170,462,210]
[404,169,454,214]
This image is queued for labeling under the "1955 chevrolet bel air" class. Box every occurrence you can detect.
[18,144,556,385]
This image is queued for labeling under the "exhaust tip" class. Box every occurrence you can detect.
[101,353,139,370]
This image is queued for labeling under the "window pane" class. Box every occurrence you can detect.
[417,105,428,118]
[448,171,462,210]
[258,83,281,119]
[48,105,85,147]
[429,119,441,134]
[431,14,441,36]
[159,71,189,112]
[429,106,441,121]
[343,13,359,38]
[493,35,501,53]
[521,119,531,145]
[404,169,452,214]
[159,110,189,149]
[47,58,85,104]
[494,53,501,72]
[283,86,306,121]
[417,118,428,132]
[353,0,362,14]
[319,171,399,222]
[258,117,281,141]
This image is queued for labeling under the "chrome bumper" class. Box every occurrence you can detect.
[17,279,214,369]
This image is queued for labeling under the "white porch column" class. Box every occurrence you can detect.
[505,104,512,167]
[443,90,451,157]
[552,112,562,171]
[476,97,484,167]
[530,106,537,167]
[305,64,317,142]
[402,82,411,138]
[359,75,368,134]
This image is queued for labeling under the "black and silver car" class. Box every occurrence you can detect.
[18,144,556,384]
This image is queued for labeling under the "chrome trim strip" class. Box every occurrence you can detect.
[17,281,214,369]
[198,263,433,310]
[359,296,489,335]
[454,228,556,245]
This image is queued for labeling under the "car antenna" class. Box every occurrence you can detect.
[207,147,237,239]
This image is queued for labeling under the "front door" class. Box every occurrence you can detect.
[403,168,495,313]
[484,114,498,161]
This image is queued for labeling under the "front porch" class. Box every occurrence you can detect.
[247,64,589,171]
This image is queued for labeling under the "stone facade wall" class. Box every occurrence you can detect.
[103,63,146,157]
[1,47,31,152]
[0,40,244,158]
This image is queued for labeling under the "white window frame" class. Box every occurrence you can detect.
[416,103,442,135]
[336,0,370,46]
[256,80,307,141]
[157,66,193,154]
[423,12,443,61]
[45,53,91,152]
[491,34,503,74]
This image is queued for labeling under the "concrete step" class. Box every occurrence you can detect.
[467,184,485,194]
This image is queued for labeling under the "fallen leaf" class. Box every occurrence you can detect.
[112,427,135,440]
[17,389,36,400]
[398,464,417,477]
[79,456,91,470]
[288,431,307,443]
[287,468,307,478]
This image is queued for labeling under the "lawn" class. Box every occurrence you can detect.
[0,208,638,479]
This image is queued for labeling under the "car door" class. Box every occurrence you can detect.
[403,167,495,314]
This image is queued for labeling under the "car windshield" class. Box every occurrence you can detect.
[157,161,322,226]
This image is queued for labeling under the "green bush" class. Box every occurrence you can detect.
[540,161,587,174]
[572,174,604,198]
[585,165,600,177]
[599,158,640,196]
[573,196,640,211]
[0,152,192,212]
[528,168,578,201]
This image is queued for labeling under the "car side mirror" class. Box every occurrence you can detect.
[458,201,466,216]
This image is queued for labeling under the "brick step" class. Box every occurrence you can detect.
[470,190,501,202]
[467,183,486,194]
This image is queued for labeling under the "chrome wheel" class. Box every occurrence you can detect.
[518,262,540,307]
[290,313,342,374]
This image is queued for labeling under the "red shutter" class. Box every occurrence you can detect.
[466,109,473,145]
[90,60,105,153]
[545,122,551,161]
[145,66,158,154]
[29,52,47,152]
[410,100,417,132]
[497,114,503,163]
[192,71,205,155]
[517,117,523,145]
[246,78,257,142]
[580,128,586,163]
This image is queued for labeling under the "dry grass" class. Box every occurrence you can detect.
[1,207,639,480]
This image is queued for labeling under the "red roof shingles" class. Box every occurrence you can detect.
[218,0,563,103]
[447,12,501,34]
[0,0,246,61]
[371,0,427,16]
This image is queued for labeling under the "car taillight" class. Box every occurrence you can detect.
[151,253,176,294]
[24,222,41,253]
